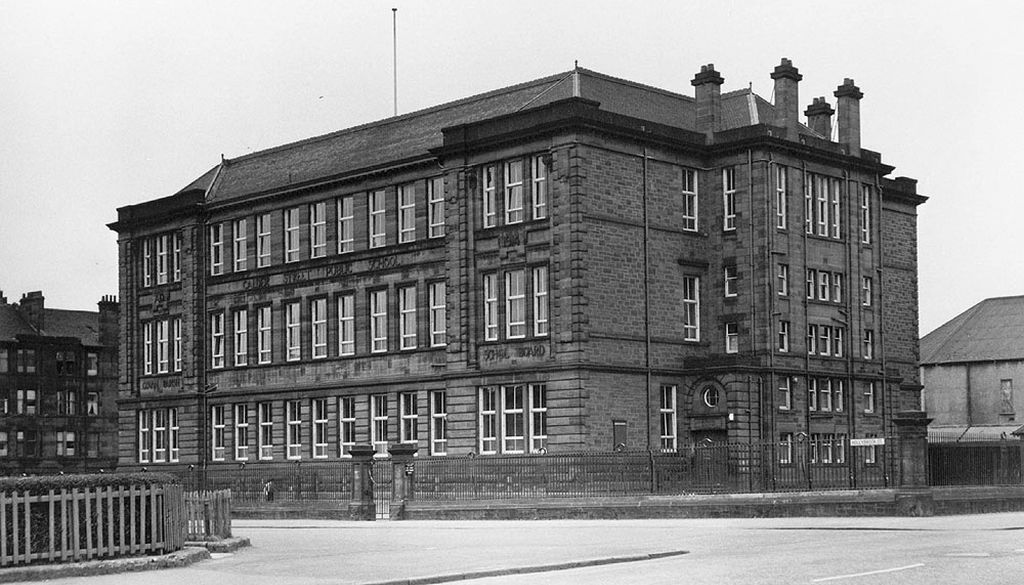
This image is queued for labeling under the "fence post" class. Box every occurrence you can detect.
[388,443,418,519]
[893,410,934,516]
[347,444,376,521]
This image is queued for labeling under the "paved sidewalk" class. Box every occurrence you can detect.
[8,513,1024,585]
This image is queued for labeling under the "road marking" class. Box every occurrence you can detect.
[812,563,925,582]
[945,552,991,557]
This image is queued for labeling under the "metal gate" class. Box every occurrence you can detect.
[372,458,393,519]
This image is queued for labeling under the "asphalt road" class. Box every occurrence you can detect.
[24,513,1024,585]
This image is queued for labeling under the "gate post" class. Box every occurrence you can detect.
[893,411,934,516]
[347,444,376,521]
[388,443,418,519]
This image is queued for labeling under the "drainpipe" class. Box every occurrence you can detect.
[642,146,652,450]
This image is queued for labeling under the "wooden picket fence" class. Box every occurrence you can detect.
[0,483,184,568]
[184,490,232,540]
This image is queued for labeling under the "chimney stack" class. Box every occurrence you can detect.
[691,64,724,139]
[771,58,802,139]
[20,291,45,331]
[98,295,120,348]
[0,290,7,305]
[804,97,834,139]
[834,78,863,157]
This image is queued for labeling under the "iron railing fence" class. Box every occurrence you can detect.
[176,462,355,504]
[413,440,897,500]
[928,441,1024,486]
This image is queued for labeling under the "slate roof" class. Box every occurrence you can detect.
[191,68,800,205]
[0,304,101,345]
[920,296,1024,365]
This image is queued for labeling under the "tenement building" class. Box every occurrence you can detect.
[0,291,120,474]
[109,59,925,476]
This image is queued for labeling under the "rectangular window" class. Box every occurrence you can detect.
[724,265,738,297]
[808,378,818,411]
[311,298,327,358]
[864,382,877,413]
[339,396,356,457]
[286,302,301,361]
[0,431,7,457]
[532,155,548,220]
[778,320,790,352]
[834,327,845,358]
[482,165,497,228]
[173,232,182,282]
[830,178,841,239]
[863,329,875,360]
[284,207,300,262]
[506,270,526,338]
[820,379,833,412]
[173,318,182,372]
[87,391,99,415]
[0,348,6,373]
[20,349,35,373]
[429,282,446,347]
[338,294,355,356]
[818,271,831,301]
[430,390,448,456]
[835,434,846,464]
[479,387,497,454]
[258,306,272,364]
[308,202,326,258]
[660,385,677,452]
[834,380,845,412]
[533,266,549,337]
[807,324,818,355]
[504,160,524,224]
[819,325,832,356]
[725,322,739,354]
[235,404,250,461]
[371,394,389,456]
[502,385,526,453]
[428,177,445,238]
[806,269,815,299]
[864,434,878,464]
[234,309,248,366]
[400,392,418,444]
[138,411,151,462]
[169,408,180,461]
[211,405,225,461]
[286,399,302,459]
[211,312,225,369]
[529,384,548,453]
[369,190,386,248]
[681,168,697,231]
[313,398,328,458]
[142,323,151,372]
[399,286,417,350]
[143,238,152,287]
[257,213,272,267]
[209,223,224,275]
[233,218,248,271]
[779,433,793,464]
[156,234,169,284]
[337,196,355,253]
[156,320,169,373]
[398,184,416,243]
[862,276,873,307]
[723,167,736,231]
[861,185,872,244]
[682,276,700,341]
[16,390,36,414]
[779,377,792,410]
[483,273,498,341]
[833,274,843,304]
[776,166,787,229]
[777,264,789,296]
[804,174,814,234]
[816,175,828,236]
[259,402,274,460]
[370,290,388,353]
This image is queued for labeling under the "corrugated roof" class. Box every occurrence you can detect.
[920,296,1024,364]
[201,68,779,205]
[928,425,1024,442]
[0,304,100,345]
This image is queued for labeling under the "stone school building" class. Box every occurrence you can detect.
[109,59,925,476]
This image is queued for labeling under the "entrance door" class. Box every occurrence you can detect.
[371,459,393,519]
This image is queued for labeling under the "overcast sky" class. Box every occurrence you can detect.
[1,1,1020,336]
